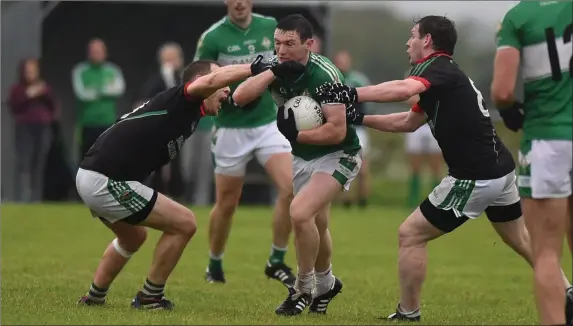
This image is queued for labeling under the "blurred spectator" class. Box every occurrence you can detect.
[138,42,185,198]
[333,50,372,208]
[7,58,57,202]
[72,38,125,161]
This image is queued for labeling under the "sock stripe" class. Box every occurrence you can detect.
[90,283,108,293]
[145,278,165,289]
[88,291,107,298]
[143,284,164,294]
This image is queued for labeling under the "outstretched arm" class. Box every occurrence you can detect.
[356,79,427,103]
[232,69,276,106]
[186,64,252,99]
[362,106,426,133]
[297,103,347,145]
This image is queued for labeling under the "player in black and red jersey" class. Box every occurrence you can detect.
[316,15,572,322]
[75,55,304,310]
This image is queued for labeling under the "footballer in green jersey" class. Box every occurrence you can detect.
[491,1,573,324]
[233,14,361,315]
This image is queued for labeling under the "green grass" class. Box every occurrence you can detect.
[2,204,570,325]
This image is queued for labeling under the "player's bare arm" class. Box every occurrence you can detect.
[356,79,427,103]
[186,64,252,99]
[232,69,276,106]
[490,47,520,107]
[316,79,427,105]
[233,58,306,106]
[490,47,524,132]
[297,103,347,144]
[362,110,426,133]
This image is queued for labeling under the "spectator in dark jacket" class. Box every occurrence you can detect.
[8,58,58,202]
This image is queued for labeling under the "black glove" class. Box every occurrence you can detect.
[316,82,358,105]
[250,55,272,75]
[345,104,364,125]
[277,105,299,142]
[270,60,306,80]
[498,101,524,132]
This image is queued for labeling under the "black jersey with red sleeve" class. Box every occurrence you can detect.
[407,52,515,180]
[79,82,205,182]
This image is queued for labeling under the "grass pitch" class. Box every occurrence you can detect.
[2,204,570,324]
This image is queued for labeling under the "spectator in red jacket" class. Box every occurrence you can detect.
[8,58,58,203]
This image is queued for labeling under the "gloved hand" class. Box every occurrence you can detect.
[277,105,299,142]
[498,101,524,132]
[270,60,306,80]
[345,104,364,125]
[316,82,358,105]
[250,55,306,80]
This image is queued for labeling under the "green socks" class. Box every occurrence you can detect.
[407,174,421,209]
[269,245,287,265]
[209,253,223,272]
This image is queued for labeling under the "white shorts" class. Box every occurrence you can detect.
[211,122,292,176]
[405,124,441,154]
[355,126,370,155]
[428,171,520,219]
[293,150,363,194]
[421,170,522,233]
[518,139,572,199]
[76,168,157,224]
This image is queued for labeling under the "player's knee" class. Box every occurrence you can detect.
[113,228,147,258]
[213,197,239,217]
[398,222,424,248]
[276,186,294,204]
[289,201,313,226]
[178,210,197,238]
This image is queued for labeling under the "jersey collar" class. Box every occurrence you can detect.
[415,51,451,64]
[225,16,253,33]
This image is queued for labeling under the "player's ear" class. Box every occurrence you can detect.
[305,38,314,51]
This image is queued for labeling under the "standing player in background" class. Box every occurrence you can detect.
[194,0,296,287]
[317,15,572,322]
[403,92,443,209]
[333,50,372,208]
[233,14,362,315]
[76,59,278,309]
[491,1,573,324]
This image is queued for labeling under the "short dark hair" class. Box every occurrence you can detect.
[276,14,314,41]
[414,15,457,55]
[181,60,219,83]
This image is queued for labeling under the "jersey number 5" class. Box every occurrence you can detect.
[545,23,573,81]
[468,77,490,117]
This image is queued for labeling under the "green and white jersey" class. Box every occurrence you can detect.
[496,1,572,141]
[194,14,277,128]
[269,53,361,161]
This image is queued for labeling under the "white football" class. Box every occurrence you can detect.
[283,95,325,131]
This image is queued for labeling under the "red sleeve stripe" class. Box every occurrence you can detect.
[200,102,206,117]
[183,81,194,101]
[407,76,431,89]
[411,103,423,113]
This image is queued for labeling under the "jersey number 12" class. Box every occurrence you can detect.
[545,23,573,81]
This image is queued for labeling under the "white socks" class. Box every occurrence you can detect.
[295,264,335,297]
